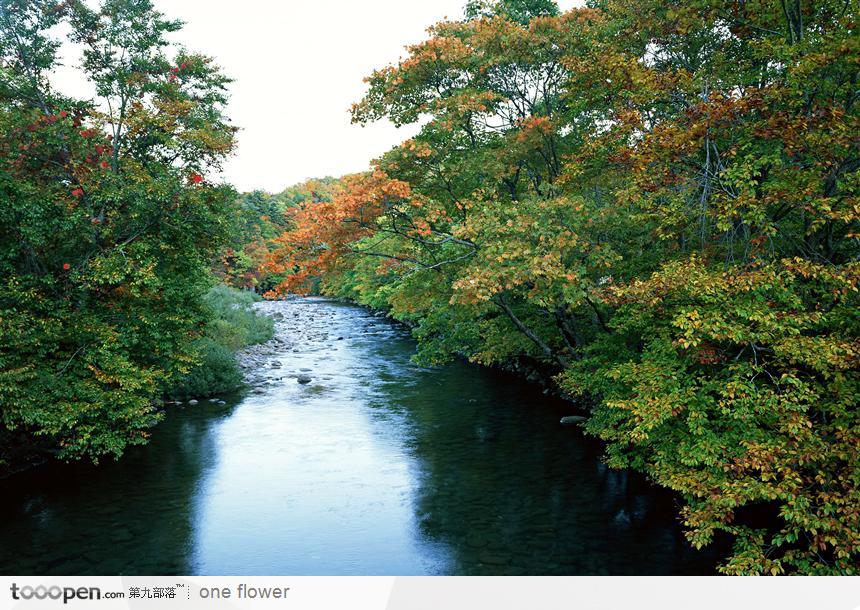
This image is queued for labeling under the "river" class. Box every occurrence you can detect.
[0,297,717,575]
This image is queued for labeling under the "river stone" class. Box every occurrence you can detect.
[297,375,312,384]
[188,399,199,405]
[560,415,586,425]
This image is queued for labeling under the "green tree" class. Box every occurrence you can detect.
[465,0,559,24]
[267,0,859,573]
[0,0,237,468]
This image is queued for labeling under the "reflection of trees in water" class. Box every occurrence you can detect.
[0,401,239,575]
[376,360,717,575]
[0,303,721,576]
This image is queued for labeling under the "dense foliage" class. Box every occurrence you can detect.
[168,285,273,399]
[214,179,337,292]
[0,0,237,468]
[266,0,859,574]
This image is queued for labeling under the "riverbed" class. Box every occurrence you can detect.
[0,297,716,575]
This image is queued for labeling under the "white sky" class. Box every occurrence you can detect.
[55,1,580,193]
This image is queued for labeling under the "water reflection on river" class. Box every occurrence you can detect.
[0,298,716,575]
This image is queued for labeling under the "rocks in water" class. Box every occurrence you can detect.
[270,361,282,368]
[299,368,312,372]
[614,508,632,526]
[297,375,312,384]
[188,399,199,405]
[217,400,226,405]
[560,415,586,425]
[208,398,218,403]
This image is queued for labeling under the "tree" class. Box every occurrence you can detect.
[465,0,559,24]
[0,0,236,467]
[266,0,858,573]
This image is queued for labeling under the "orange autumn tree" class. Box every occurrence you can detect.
[265,171,415,294]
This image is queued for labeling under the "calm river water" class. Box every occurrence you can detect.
[0,298,717,575]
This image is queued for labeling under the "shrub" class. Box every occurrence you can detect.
[169,285,274,398]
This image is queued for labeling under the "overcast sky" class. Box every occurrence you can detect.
[56,1,579,193]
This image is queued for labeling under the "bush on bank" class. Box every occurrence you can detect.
[168,286,274,399]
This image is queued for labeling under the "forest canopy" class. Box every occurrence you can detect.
[265,0,859,575]
[0,0,856,577]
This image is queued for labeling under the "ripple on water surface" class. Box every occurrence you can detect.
[0,297,718,575]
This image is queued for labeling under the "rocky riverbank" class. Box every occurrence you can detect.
[235,297,357,393]
[235,296,590,427]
